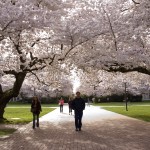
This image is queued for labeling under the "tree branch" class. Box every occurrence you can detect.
[106,64,150,75]
[0,84,3,95]
[31,37,51,47]
[102,7,118,51]
[59,32,104,61]
[0,35,4,41]
[132,0,140,5]
[30,71,53,86]
[9,30,27,71]
[3,70,17,75]
[2,20,14,31]
[31,38,40,47]
[0,20,15,41]
[49,54,56,65]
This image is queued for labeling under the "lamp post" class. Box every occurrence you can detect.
[31,87,36,96]
[124,82,128,111]
[34,87,35,96]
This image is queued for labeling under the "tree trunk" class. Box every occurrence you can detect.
[0,72,26,121]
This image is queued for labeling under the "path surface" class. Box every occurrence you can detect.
[0,105,150,150]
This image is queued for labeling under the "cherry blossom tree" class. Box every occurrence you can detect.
[0,0,149,120]
[0,0,103,120]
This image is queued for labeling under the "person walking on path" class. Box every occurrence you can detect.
[68,97,73,115]
[72,91,85,131]
[87,98,90,107]
[31,96,42,129]
[59,97,64,113]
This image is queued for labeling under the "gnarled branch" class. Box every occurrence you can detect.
[132,0,140,5]
[107,64,150,75]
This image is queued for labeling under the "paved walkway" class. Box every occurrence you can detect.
[0,105,150,150]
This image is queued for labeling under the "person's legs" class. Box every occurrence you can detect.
[69,107,70,114]
[70,108,72,115]
[69,107,72,115]
[78,111,83,130]
[75,111,80,131]
[62,105,63,112]
[33,113,36,129]
[60,105,62,112]
[36,114,39,127]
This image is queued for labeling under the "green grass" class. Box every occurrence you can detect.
[3,107,55,124]
[93,101,150,106]
[102,106,150,122]
[0,128,16,137]
[93,102,125,106]
[0,106,55,136]
[7,103,58,107]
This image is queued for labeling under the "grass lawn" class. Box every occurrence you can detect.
[7,103,58,107]
[93,101,150,122]
[93,101,150,106]
[102,106,150,122]
[3,107,55,124]
[0,107,55,136]
[0,128,16,137]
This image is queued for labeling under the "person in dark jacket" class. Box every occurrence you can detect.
[31,96,42,129]
[72,91,85,131]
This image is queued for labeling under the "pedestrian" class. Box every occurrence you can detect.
[68,97,73,115]
[72,91,85,131]
[31,96,42,129]
[87,98,90,107]
[59,97,64,113]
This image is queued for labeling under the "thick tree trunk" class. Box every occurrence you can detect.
[0,72,26,121]
[0,95,12,120]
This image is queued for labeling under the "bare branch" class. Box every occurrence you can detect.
[36,0,43,7]
[31,38,40,47]
[102,7,118,51]
[31,37,51,47]
[9,30,26,65]
[132,0,140,5]
[3,70,17,75]
[0,84,3,95]
[61,44,63,51]
[30,71,53,86]
[30,71,41,82]
[2,20,14,31]
[59,32,104,61]
[49,54,56,65]
[0,35,4,41]
[106,64,150,75]
[0,20,15,41]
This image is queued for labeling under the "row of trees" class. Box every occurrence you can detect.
[0,0,150,120]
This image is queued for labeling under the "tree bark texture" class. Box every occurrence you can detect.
[0,72,26,120]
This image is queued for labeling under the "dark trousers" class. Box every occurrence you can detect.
[69,107,72,114]
[60,105,63,112]
[33,113,39,128]
[75,111,83,129]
